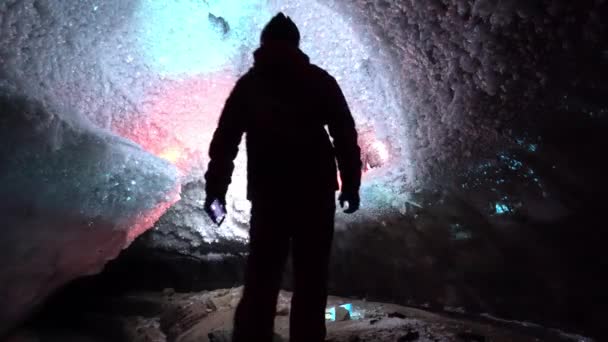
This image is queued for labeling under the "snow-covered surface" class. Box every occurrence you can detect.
[0,94,180,334]
[0,0,412,242]
[1,0,605,240]
[21,287,593,342]
[0,0,182,332]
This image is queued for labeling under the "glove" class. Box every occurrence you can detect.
[338,191,360,214]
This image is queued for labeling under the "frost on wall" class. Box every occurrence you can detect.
[0,0,408,324]
[127,0,421,254]
[1,0,607,334]
[1,0,605,258]
[1,0,413,250]
[1,0,605,255]
[0,95,180,333]
[0,0,181,333]
[332,0,607,217]
[321,1,607,333]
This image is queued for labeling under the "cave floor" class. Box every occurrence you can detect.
[13,287,583,342]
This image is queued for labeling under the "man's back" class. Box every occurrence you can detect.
[206,42,361,201]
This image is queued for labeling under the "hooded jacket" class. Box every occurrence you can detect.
[205,43,361,201]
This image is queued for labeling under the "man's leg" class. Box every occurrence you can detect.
[289,194,335,342]
[233,202,289,342]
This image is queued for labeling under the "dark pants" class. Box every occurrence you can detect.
[232,192,336,342]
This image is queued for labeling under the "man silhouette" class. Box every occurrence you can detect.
[204,13,362,342]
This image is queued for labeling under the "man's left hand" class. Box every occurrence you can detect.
[339,191,360,214]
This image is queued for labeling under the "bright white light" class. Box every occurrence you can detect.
[372,140,390,163]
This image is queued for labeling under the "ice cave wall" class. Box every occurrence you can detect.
[1,0,607,338]
[135,0,608,252]
[337,0,607,178]
[0,0,181,334]
[325,1,608,337]
[125,0,608,337]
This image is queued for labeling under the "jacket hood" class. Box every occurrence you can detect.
[253,43,310,70]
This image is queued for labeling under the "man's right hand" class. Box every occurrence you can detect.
[338,191,360,214]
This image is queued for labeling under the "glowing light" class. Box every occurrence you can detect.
[495,203,511,215]
[114,73,236,171]
[372,140,390,163]
[499,153,523,171]
[159,147,183,164]
[325,303,363,321]
[136,0,268,75]
[359,125,391,173]
[325,306,336,321]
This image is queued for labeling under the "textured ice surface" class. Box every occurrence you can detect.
[0,0,406,325]
[21,0,411,244]
[3,0,604,248]
[0,0,182,332]
[0,0,415,258]
[2,0,606,254]
[118,0,415,251]
[0,95,180,333]
[1,0,606,336]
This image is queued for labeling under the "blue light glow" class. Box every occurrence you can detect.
[495,203,510,215]
[325,303,354,321]
[136,0,269,75]
[341,303,353,313]
[499,154,523,170]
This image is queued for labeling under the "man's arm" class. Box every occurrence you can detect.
[204,79,247,204]
[325,75,362,211]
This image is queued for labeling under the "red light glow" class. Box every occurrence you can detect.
[114,72,237,171]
